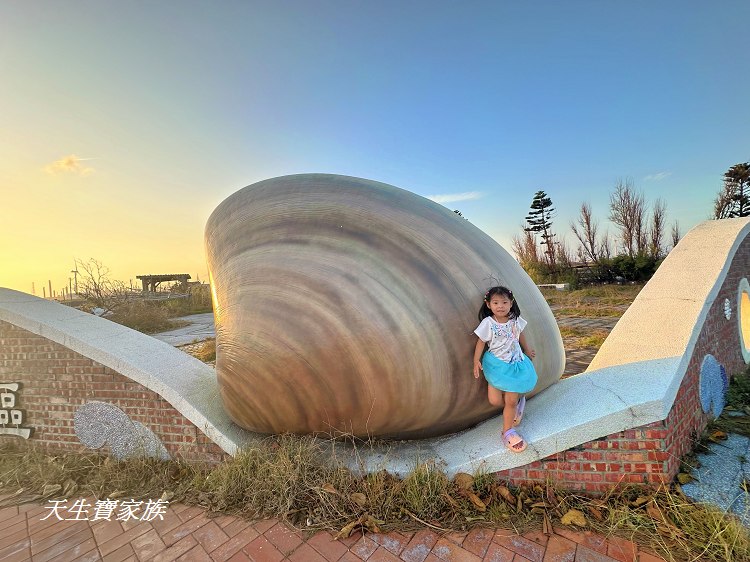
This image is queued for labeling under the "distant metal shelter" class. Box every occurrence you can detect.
[135,274,191,293]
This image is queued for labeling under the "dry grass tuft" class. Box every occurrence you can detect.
[540,284,643,307]
[0,443,204,505]
[542,285,640,319]
[109,301,189,334]
[558,327,610,350]
[710,369,750,438]
[590,486,750,562]
[554,306,627,318]
[194,338,216,362]
[2,436,748,560]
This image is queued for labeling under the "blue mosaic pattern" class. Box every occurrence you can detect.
[699,354,728,417]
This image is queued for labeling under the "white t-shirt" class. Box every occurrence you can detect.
[474,316,528,363]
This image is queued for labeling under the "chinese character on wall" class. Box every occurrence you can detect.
[0,383,32,439]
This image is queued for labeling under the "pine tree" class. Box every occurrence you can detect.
[524,191,556,268]
[714,162,750,219]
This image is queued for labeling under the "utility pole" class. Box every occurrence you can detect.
[71,265,79,296]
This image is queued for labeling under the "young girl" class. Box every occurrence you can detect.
[473,286,538,452]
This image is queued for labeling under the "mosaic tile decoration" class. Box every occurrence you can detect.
[74,401,170,460]
[699,354,728,417]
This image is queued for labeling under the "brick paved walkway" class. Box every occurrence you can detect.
[0,500,669,562]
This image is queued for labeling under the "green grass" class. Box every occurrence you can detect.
[726,369,750,410]
[558,326,610,350]
[578,332,609,348]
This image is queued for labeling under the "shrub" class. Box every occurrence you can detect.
[109,301,182,334]
[726,368,750,409]
[163,285,213,317]
[608,254,660,282]
[195,339,216,362]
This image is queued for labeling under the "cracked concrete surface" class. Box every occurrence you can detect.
[151,312,215,346]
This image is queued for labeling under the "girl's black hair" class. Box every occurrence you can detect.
[478,286,521,321]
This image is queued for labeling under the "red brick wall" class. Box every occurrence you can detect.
[0,320,227,463]
[496,233,749,493]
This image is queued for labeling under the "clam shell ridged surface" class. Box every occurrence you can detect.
[205,174,564,439]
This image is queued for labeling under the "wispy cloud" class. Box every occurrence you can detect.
[644,171,671,182]
[426,191,483,204]
[44,154,95,176]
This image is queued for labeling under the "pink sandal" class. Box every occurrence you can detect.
[513,396,526,427]
[502,428,527,453]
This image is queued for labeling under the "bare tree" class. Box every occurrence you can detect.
[511,228,540,267]
[713,182,736,219]
[670,220,681,249]
[649,198,667,259]
[74,258,131,315]
[570,202,601,263]
[609,179,647,257]
[555,236,574,269]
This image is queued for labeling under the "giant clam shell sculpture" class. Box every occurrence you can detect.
[205,174,564,439]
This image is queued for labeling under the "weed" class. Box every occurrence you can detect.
[578,331,609,348]
[397,460,448,520]
[558,326,610,351]
[109,300,188,334]
[555,306,625,318]
[194,339,216,362]
[2,436,748,560]
[0,442,203,505]
[162,285,213,317]
[708,367,750,439]
[726,369,750,410]
[540,284,643,307]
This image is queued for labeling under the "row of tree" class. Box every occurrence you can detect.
[512,182,675,284]
[511,161,749,284]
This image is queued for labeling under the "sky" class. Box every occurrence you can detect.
[2,1,749,296]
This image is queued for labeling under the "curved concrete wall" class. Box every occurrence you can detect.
[589,217,750,370]
[0,289,253,456]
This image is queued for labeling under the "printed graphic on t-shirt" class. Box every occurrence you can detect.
[476,317,524,364]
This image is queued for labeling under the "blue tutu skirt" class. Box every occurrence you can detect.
[481,352,538,394]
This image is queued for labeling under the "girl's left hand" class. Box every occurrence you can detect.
[518,332,535,360]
